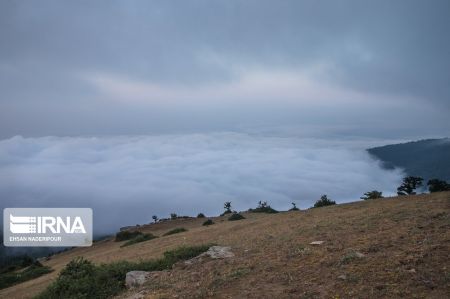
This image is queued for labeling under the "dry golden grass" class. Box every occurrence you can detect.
[1,192,449,299]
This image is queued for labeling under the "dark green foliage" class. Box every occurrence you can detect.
[35,258,100,298]
[121,233,158,247]
[220,201,232,216]
[170,213,178,220]
[367,138,450,182]
[161,245,212,264]
[114,230,143,242]
[427,179,450,192]
[202,219,214,226]
[0,261,53,290]
[0,254,34,274]
[35,245,211,299]
[360,190,384,200]
[163,227,187,236]
[228,213,245,221]
[248,201,278,213]
[289,202,300,211]
[397,176,423,195]
[152,215,158,223]
[313,195,336,208]
[197,213,206,218]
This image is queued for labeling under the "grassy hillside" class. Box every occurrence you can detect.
[368,138,450,181]
[1,192,449,298]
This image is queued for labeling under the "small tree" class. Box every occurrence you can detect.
[397,176,423,195]
[197,213,206,218]
[170,213,177,220]
[289,202,299,211]
[257,201,268,209]
[223,202,232,214]
[313,195,336,208]
[360,190,383,200]
[152,215,158,223]
[427,179,450,193]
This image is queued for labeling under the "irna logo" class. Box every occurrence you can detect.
[9,214,86,234]
[3,208,92,247]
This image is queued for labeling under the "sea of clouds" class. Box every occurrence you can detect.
[0,133,404,234]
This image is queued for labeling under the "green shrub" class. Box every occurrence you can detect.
[115,230,143,242]
[0,261,53,290]
[121,233,158,247]
[228,213,245,221]
[202,219,214,226]
[197,213,206,218]
[248,201,278,213]
[427,179,450,192]
[162,244,212,264]
[360,190,383,200]
[313,195,336,208]
[35,245,212,299]
[163,227,187,236]
[0,254,34,274]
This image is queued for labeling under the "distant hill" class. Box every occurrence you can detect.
[367,138,450,181]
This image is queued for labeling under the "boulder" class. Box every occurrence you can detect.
[204,246,235,259]
[309,241,324,245]
[125,271,162,288]
[178,246,235,268]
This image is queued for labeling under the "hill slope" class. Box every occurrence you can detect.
[1,192,449,298]
[367,138,450,181]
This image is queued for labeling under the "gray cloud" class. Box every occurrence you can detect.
[0,0,449,139]
[0,133,403,234]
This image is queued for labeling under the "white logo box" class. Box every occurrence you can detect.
[3,208,92,247]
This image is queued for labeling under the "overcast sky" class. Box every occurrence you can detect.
[1,0,449,139]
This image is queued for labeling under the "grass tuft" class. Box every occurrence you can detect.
[163,227,187,236]
[248,206,279,213]
[0,261,53,290]
[120,233,158,247]
[202,219,214,226]
[115,230,143,242]
[228,213,246,221]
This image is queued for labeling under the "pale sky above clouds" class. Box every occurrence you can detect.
[0,0,449,139]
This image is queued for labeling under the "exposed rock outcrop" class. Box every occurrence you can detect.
[182,245,234,267]
[125,271,164,288]
[125,246,234,289]
[203,246,235,259]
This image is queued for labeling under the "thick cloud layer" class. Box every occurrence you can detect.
[0,133,403,233]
